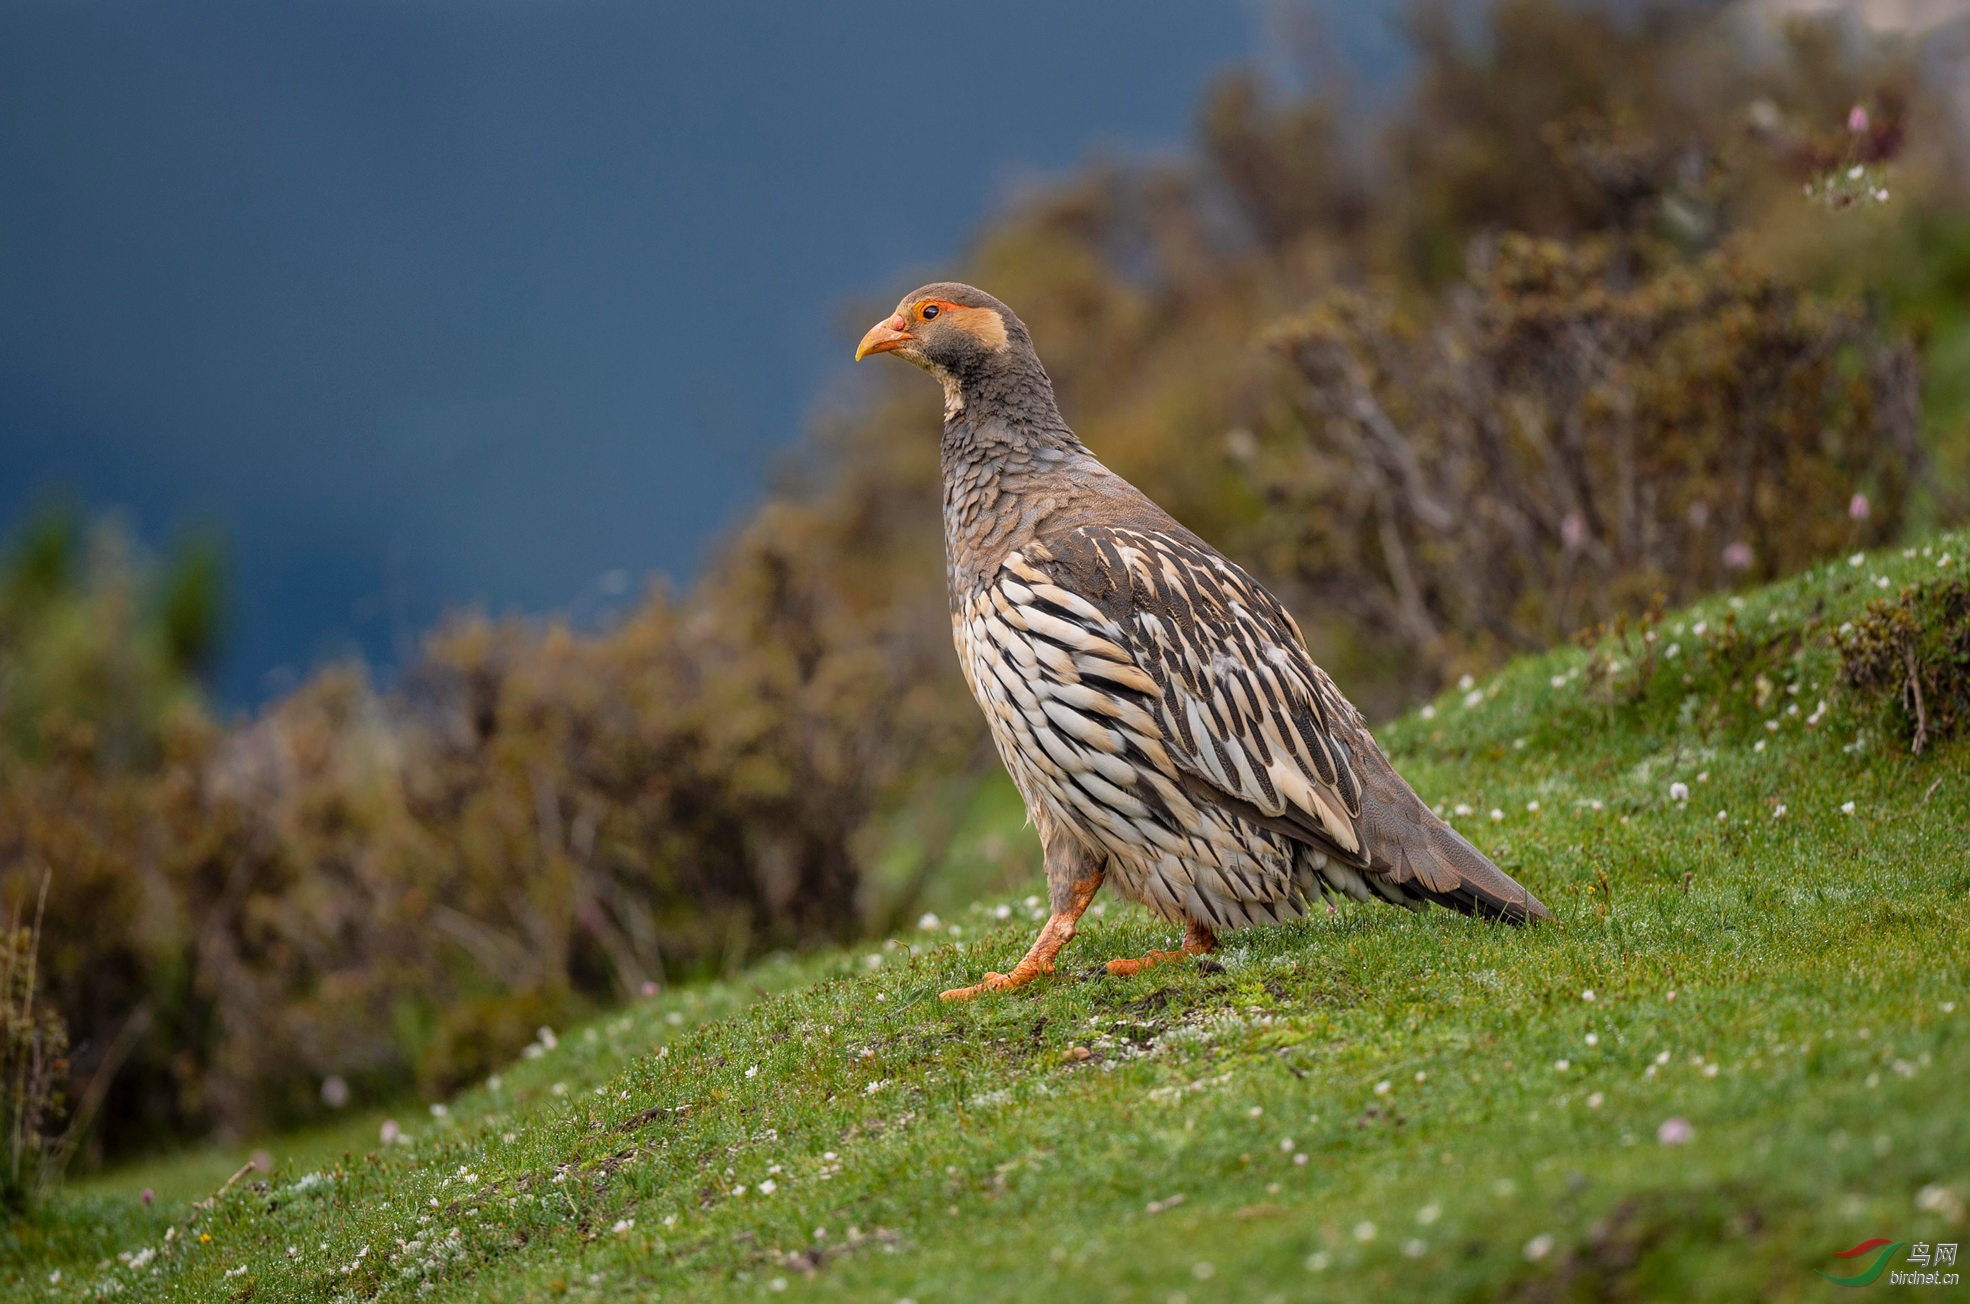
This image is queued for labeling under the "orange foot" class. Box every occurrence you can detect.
[942,875,1101,1001]
[1105,922,1218,977]
[940,962,1048,1002]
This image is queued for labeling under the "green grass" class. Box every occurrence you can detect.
[6,537,1968,1302]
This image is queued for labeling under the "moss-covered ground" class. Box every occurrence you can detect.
[5,536,1967,1302]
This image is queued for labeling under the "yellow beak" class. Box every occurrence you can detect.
[855,314,912,361]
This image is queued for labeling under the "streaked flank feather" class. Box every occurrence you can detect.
[855,280,1546,1000]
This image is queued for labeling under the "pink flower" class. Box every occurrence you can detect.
[1722,541,1754,571]
[1657,1117,1694,1146]
[1561,511,1587,551]
[1848,493,1869,521]
[1848,105,1869,134]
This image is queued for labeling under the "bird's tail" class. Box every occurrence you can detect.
[1344,751,1552,924]
[1392,819,1550,924]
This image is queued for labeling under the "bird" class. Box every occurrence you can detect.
[855,283,1549,1000]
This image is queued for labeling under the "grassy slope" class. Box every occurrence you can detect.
[6,538,1968,1303]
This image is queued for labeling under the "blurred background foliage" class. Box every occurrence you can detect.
[3,0,1968,1166]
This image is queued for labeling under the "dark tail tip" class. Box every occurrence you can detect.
[1421,823,1551,925]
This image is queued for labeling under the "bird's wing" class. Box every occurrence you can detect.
[990,524,1373,868]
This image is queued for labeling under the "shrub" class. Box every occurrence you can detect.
[1,874,67,1210]
[1249,234,1924,695]
[1836,577,1970,753]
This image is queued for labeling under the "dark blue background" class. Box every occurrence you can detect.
[0,2,1406,704]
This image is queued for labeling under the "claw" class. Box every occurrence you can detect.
[939,971,1023,1001]
[1104,949,1190,977]
[1104,923,1219,977]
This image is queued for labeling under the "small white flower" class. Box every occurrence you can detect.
[1550,675,1567,688]
[1554,1059,1570,1072]
[746,1065,758,1078]
[1582,989,1596,1002]
[1420,703,1437,719]
[612,1219,633,1234]
[1585,1033,1598,1047]
[1841,801,1856,815]
[1454,803,1473,817]
[1773,805,1786,819]
[1354,1220,1378,1242]
[1524,1233,1555,1261]
[759,1179,777,1195]
[1664,643,1680,658]
[1374,1080,1392,1096]
[1658,1116,1695,1145]
[917,912,941,931]
[1464,689,1485,709]
[1717,810,1728,822]
[1754,739,1766,753]
[1280,1137,1294,1152]
[1403,1237,1428,1258]
[1669,782,1689,801]
[1587,1092,1605,1108]
[1458,674,1475,691]
[1693,620,1708,635]
[1489,808,1504,822]
[1416,1202,1441,1225]
[1850,553,1866,567]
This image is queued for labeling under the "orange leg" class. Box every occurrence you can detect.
[1105,921,1218,977]
[941,873,1103,1001]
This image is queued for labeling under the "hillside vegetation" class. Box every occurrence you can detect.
[6,536,1965,1302]
[7,0,1968,1164]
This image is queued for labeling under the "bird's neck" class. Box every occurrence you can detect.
[939,368,1102,592]
[938,354,1083,473]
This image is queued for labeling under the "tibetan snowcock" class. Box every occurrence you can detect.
[856,283,1549,1000]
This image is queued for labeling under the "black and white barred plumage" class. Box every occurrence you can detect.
[957,525,1545,929]
[857,280,1546,997]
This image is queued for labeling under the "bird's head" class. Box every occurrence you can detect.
[854,282,1025,384]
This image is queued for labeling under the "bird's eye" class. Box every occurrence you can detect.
[920,304,940,320]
